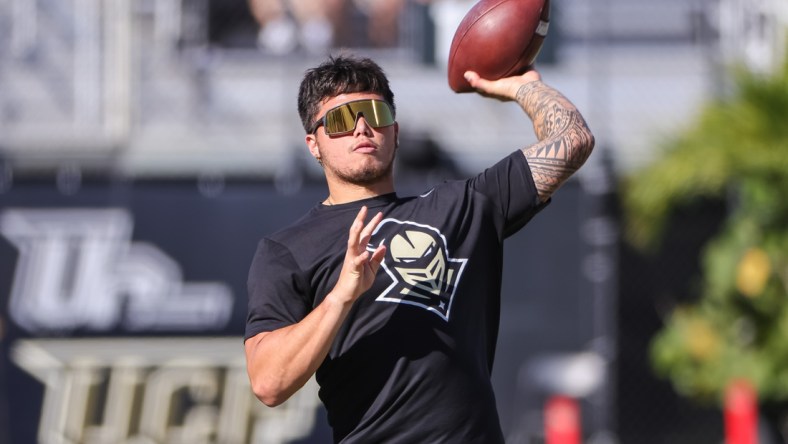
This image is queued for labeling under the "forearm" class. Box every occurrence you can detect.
[245,291,353,407]
[516,80,595,200]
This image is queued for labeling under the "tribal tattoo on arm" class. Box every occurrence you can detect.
[516,81,595,202]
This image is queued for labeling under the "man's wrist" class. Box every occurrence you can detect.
[323,288,357,311]
[517,80,544,100]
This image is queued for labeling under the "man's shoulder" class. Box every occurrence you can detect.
[264,207,328,245]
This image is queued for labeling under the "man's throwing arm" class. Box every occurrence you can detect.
[516,80,595,202]
[464,69,595,202]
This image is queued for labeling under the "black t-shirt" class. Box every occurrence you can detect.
[246,151,548,443]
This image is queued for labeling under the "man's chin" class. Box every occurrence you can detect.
[337,165,393,187]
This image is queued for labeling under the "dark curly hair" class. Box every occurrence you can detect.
[297,54,396,133]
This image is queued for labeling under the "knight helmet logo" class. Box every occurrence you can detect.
[368,219,467,321]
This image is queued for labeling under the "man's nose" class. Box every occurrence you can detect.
[353,114,374,136]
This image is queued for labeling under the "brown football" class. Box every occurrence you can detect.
[447,0,550,93]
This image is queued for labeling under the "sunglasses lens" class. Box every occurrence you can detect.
[325,105,356,135]
[323,100,394,135]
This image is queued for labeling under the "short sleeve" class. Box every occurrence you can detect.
[466,150,550,238]
[245,238,312,340]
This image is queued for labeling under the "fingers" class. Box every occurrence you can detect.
[355,245,386,275]
[346,208,385,284]
[464,70,513,101]
[368,245,387,273]
[359,211,384,246]
[352,250,371,267]
[347,206,369,250]
[337,208,387,300]
[517,66,541,83]
[464,68,542,100]
[463,71,485,90]
[348,207,384,257]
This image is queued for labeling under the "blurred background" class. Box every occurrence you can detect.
[0,0,786,443]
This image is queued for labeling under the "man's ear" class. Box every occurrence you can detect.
[306,134,320,159]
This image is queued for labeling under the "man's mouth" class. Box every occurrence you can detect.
[353,142,378,154]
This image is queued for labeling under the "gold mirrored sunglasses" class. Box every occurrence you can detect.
[310,99,395,136]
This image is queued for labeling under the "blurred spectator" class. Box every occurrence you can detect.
[353,0,406,47]
[248,0,349,54]
[249,0,445,52]
[354,0,444,48]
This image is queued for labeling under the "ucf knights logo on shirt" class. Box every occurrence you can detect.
[368,219,467,321]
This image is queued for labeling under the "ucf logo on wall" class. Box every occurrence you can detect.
[0,208,232,333]
[0,184,332,444]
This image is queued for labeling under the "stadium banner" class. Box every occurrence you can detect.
[0,180,334,444]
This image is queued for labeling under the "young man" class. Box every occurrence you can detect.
[245,54,594,443]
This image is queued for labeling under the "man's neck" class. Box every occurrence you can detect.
[324,179,395,205]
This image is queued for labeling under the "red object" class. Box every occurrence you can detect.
[725,379,759,444]
[447,0,551,93]
[545,395,581,444]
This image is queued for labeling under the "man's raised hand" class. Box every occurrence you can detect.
[334,206,386,303]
